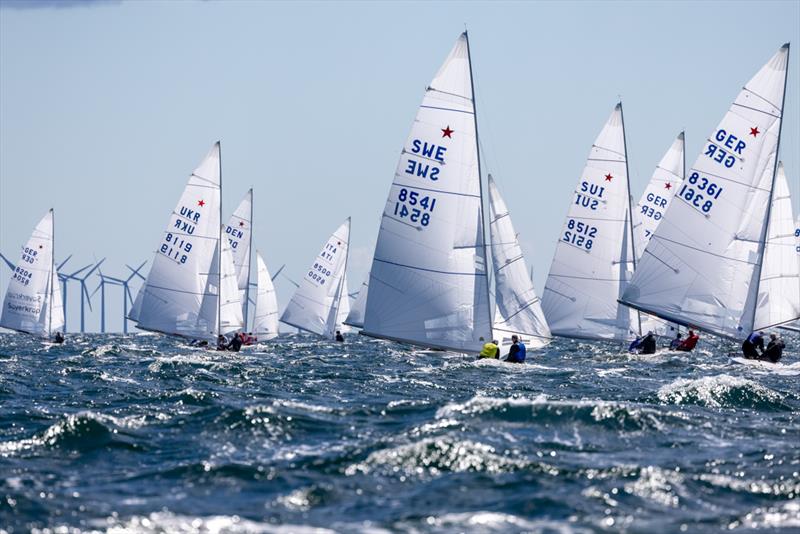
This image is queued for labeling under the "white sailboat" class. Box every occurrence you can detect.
[782,212,800,333]
[361,32,493,353]
[280,218,350,338]
[225,189,253,327]
[344,274,369,329]
[252,251,280,340]
[129,142,243,340]
[487,175,551,349]
[541,103,640,341]
[620,44,792,340]
[1,209,64,338]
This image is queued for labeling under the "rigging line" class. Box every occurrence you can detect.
[739,85,783,113]
[500,297,543,322]
[419,104,474,116]
[548,273,628,282]
[426,86,471,101]
[497,255,525,271]
[391,182,481,199]
[188,174,219,187]
[730,101,781,120]
[590,145,626,158]
[650,234,759,265]
[373,257,487,277]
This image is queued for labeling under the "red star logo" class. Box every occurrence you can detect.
[604,173,613,182]
[750,127,759,137]
[197,200,205,207]
[239,221,245,227]
[664,182,672,190]
[441,126,454,138]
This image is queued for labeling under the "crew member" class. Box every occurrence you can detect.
[742,331,765,359]
[676,329,699,352]
[640,331,657,355]
[335,330,344,342]
[479,339,500,359]
[227,332,243,352]
[763,333,785,363]
[53,331,65,344]
[669,333,682,350]
[506,335,526,363]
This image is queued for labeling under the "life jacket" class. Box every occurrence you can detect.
[679,334,699,351]
[517,342,527,362]
[479,342,499,358]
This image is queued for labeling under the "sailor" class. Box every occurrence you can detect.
[53,331,65,344]
[763,333,785,363]
[640,331,657,355]
[628,336,643,353]
[669,333,683,350]
[505,335,526,363]
[675,329,699,352]
[742,331,765,359]
[216,334,228,351]
[335,330,344,342]
[478,339,500,359]
[227,332,243,352]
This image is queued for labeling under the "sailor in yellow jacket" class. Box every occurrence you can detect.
[478,339,500,359]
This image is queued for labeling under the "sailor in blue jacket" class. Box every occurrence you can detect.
[506,335,526,363]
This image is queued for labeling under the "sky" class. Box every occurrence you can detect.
[1,0,798,333]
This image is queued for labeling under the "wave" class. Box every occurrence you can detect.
[656,375,790,410]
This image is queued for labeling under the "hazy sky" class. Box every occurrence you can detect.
[1,0,798,333]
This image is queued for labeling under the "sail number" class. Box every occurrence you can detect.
[563,219,596,251]
[20,247,39,265]
[12,266,34,286]
[307,262,332,286]
[160,232,192,264]
[704,129,746,169]
[678,172,723,214]
[394,188,436,227]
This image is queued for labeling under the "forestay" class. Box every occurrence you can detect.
[252,251,279,340]
[487,175,551,348]
[755,162,800,329]
[621,44,790,340]
[280,219,350,338]
[633,132,685,259]
[0,209,64,336]
[344,274,369,329]
[362,32,492,353]
[132,142,226,340]
[542,103,639,341]
[225,189,253,322]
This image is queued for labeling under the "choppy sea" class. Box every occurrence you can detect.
[1,331,799,533]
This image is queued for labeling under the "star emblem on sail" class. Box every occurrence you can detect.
[620,43,797,340]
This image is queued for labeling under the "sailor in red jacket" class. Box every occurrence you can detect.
[675,329,699,352]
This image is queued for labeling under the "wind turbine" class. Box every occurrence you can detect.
[65,259,104,333]
[91,266,122,334]
[121,261,147,333]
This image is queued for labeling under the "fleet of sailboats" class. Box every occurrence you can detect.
[2,37,797,357]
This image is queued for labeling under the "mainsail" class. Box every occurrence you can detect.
[252,251,279,340]
[620,44,790,340]
[487,175,551,348]
[361,32,492,353]
[0,209,64,337]
[225,189,253,325]
[344,273,369,329]
[131,142,233,340]
[280,219,350,338]
[337,276,353,333]
[541,103,639,341]
[754,162,800,329]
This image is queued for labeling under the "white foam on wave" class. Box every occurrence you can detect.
[728,499,800,529]
[624,465,684,508]
[395,511,590,533]
[656,374,783,408]
[82,511,337,533]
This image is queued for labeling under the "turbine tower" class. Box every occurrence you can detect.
[65,259,104,333]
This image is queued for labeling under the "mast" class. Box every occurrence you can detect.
[464,30,493,340]
[217,141,223,339]
[332,217,352,336]
[49,208,55,336]
[243,188,253,331]
[748,43,791,333]
[618,102,642,336]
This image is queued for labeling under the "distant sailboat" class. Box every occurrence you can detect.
[0,209,64,338]
[252,251,279,340]
[337,276,353,333]
[225,189,253,328]
[542,103,640,341]
[129,142,243,340]
[487,175,551,349]
[621,44,793,340]
[361,32,493,353]
[344,274,369,329]
[782,212,800,333]
[280,219,350,339]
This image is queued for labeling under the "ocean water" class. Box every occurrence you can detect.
[0,332,799,533]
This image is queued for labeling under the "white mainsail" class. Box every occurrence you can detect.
[1,209,64,337]
[280,219,350,338]
[487,175,551,348]
[633,132,685,260]
[336,276,353,333]
[541,103,639,341]
[252,251,279,340]
[621,44,790,340]
[132,142,225,340]
[755,162,800,329]
[344,273,369,329]
[197,233,244,336]
[362,32,492,353]
[782,213,800,332]
[225,189,253,324]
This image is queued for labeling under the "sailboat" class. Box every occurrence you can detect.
[541,103,640,341]
[279,218,350,339]
[361,32,493,353]
[344,274,369,329]
[620,44,794,340]
[0,209,64,338]
[252,251,280,340]
[782,211,800,333]
[487,175,551,349]
[225,189,253,328]
[129,142,244,340]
